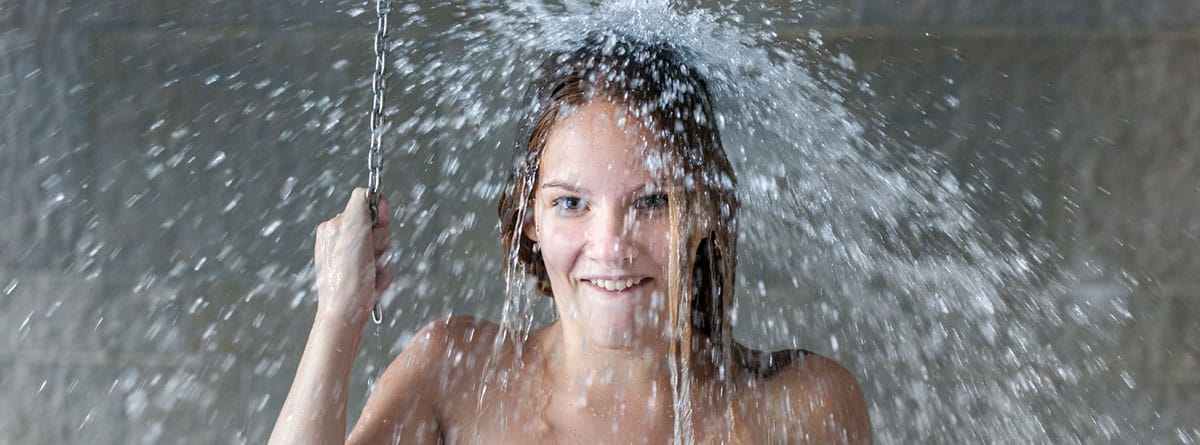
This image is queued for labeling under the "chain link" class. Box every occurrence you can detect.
[367,0,390,325]
[367,0,389,222]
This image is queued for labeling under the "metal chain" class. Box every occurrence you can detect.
[367,0,390,325]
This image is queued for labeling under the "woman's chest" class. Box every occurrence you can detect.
[437,383,762,444]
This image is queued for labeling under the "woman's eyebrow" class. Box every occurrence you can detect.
[627,183,661,196]
[539,181,659,196]
[540,180,585,193]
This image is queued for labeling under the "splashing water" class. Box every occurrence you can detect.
[3,0,1164,443]
[382,1,1134,443]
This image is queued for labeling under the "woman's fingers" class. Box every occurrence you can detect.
[344,187,372,227]
[376,261,393,294]
[373,194,391,227]
[369,194,393,296]
[373,228,391,255]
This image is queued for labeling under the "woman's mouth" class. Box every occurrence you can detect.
[584,277,647,292]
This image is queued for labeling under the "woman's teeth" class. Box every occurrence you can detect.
[589,278,643,291]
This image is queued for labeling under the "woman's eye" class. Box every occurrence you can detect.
[553,197,584,213]
[635,193,667,211]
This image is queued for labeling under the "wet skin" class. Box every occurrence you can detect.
[272,99,872,444]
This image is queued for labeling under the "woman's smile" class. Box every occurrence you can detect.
[580,276,649,293]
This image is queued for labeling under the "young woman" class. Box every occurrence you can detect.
[270,33,871,444]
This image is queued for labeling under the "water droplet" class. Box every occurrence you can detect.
[205,151,226,169]
[262,220,282,237]
[943,95,960,109]
[144,164,164,179]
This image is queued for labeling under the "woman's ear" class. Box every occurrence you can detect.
[524,209,539,242]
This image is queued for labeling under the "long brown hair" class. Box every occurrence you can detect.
[497,32,739,367]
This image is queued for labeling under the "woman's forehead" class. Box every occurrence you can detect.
[553,98,647,132]
[542,100,662,165]
[540,106,672,189]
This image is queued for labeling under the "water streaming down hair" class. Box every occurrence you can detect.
[496,32,740,441]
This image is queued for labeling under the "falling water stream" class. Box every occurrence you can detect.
[380,2,1129,442]
[5,0,1191,443]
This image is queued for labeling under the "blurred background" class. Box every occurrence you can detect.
[1,0,1197,443]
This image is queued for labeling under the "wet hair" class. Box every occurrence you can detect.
[497,32,739,362]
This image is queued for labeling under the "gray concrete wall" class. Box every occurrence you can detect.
[824,29,1200,441]
[1,0,1197,443]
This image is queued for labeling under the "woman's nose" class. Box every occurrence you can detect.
[586,206,637,264]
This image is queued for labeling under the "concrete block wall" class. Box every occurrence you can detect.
[1,0,1197,442]
[816,31,1200,440]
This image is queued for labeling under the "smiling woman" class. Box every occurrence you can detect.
[269,32,871,444]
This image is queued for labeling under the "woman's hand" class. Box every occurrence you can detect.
[314,187,393,326]
[270,188,393,444]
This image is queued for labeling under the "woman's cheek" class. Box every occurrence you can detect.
[639,220,671,262]
[538,224,580,275]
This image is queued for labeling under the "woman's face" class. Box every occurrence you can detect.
[530,99,672,350]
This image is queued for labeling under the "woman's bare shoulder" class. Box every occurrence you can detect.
[737,346,872,443]
[348,316,504,444]
[411,315,503,352]
[737,345,859,391]
[398,315,509,382]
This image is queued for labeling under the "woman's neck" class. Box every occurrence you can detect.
[525,321,734,441]
[542,321,676,410]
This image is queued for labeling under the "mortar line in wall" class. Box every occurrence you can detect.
[87,24,370,39]
[783,26,1200,42]
[1125,284,1200,298]
[0,349,217,368]
[1167,371,1200,386]
[74,22,1200,42]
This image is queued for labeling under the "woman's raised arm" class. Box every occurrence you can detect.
[269,188,394,445]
